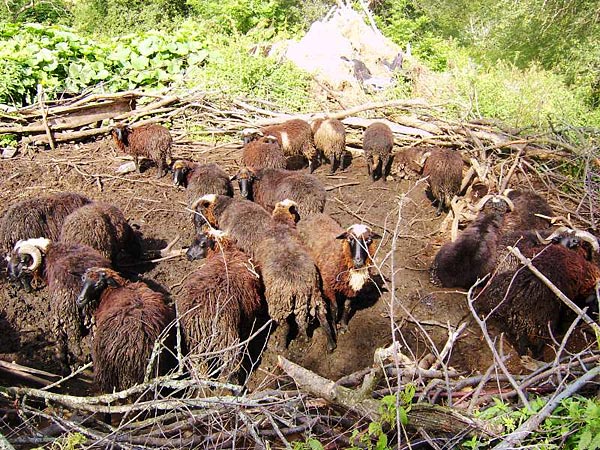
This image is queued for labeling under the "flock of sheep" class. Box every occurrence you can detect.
[1,116,599,394]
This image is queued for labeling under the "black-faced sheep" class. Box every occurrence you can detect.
[430,195,514,289]
[76,267,175,392]
[421,148,464,215]
[232,167,326,218]
[242,119,319,173]
[6,238,111,369]
[111,123,173,178]
[501,189,554,232]
[311,118,346,174]
[0,192,91,258]
[59,202,141,263]
[363,122,393,182]
[298,214,381,332]
[475,243,600,355]
[172,160,234,206]
[241,134,287,170]
[192,194,273,260]
[182,230,264,381]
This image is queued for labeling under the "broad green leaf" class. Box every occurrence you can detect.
[138,37,159,56]
[130,54,149,70]
[307,438,324,450]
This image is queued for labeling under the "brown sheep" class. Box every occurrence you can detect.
[242,135,287,170]
[172,160,234,206]
[392,146,427,180]
[475,243,600,355]
[243,119,318,173]
[76,267,175,392]
[182,230,264,381]
[311,118,346,174]
[232,167,326,218]
[271,199,301,227]
[6,238,111,369]
[363,122,394,182]
[0,192,91,258]
[421,148,464,215]
[298,214,381,332]
[501,189,554,232]
[59,202,141,263]
[111,123,173,178]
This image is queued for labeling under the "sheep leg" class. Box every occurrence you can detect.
[339,299,353,334]
[330,155,340,174]
[382,155,391,182]
[134,156,141,173]
[316,303,337,353]
[435,201,444,216]
[156,159,164,179]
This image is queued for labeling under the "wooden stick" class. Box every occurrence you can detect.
[37,84,55,150]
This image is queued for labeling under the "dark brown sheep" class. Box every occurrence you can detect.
[475,244,600,355]
[271,199,301,227]
[111,123,173,178]
[430,196,513,289]
[76,267,175,392]
[232,167,326,218]
[422,148,464,215]
[243,119,318,173]
[392,146,427,179]
[298,214,381,332]
[363,122,393,182]
[6,238,111,369]
[241,135,287,170]
[172,160,234,206]
[59,202,141,263]
[501,189,554,232]
[192,194,272,260]
[0,192,91,258]
[311,118,346,174]
[181,230,264,381]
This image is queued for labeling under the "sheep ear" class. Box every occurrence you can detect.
[230,174,238,181]
[336,232,348,240]
[106,275,119,287]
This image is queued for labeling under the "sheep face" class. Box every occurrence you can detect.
[191,194,218,229]
[172,160,192,187]
[336,224,380,269]
[272,199,301,225]
[186,233,216,261]
[241,128,263,145]
[6,251,34,282]
[76,267,119,309]
[111,124,130,146]
[231,168,257,200]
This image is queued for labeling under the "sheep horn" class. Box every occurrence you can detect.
[496,194,515,211]
[14,241,43,271]
[418,151,431,167]
[474,194,495,211]
[542,226,573,243]
[572,229,600,253]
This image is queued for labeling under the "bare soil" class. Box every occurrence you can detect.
[0,137,593,393]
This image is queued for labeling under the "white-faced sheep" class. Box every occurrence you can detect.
[363,122,393,182]
[172,160,234,206]
[421,148,464,216]
[0,192,91,258]
[231,167,326,218]
[298,214,381,332]
[182,230,264,381]
[242,119,319,173]
[59,202,141,263]
[111,123,173,178]
[76,267,175,392]
[311,118,346,174]
[6,238,111,369]
[241,134,287,170]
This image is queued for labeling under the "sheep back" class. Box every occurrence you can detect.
[242,136,287,170]
[363,122,393,181]
[503,189,554,232]
[422,148,463,214]
[311,118,346,173]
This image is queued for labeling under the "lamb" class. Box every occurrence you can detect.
[363,122,393,182]
[298,214,381,332]
[0,192,91,258]
[421,148,464,215]
[311,118,346,174]
[501,189,554,232]
[6,238,111,369]
[181,230,264,381]
[172,160,234,206]
[232,167,326,218]
[241,135,287,170]
[111,123,173,178]
[76,267,175,392]
[59,202,141,263]
[242,119,318,173]
[430,195,514,289]
[475,243,600,355]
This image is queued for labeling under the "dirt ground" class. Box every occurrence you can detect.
[0,136,594,394]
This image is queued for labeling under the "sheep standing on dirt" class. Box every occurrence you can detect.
[311,118,346,174]
[6,238,111,369]
[59,202,141,263]
[182,230,264,381]
[421,148,464,216]
[363,122,393,182]
[111,123,173,178]
[0,192,91,258]
[243,119,319,173]
[475,243,600,355]
[431,195,514,289]
[298,214,381,332]
[76,267,175,392]
[241,135,287,170]
[172,160,234,206]
[232,167,326,218]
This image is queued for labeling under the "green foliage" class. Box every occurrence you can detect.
[0,0,70,24]
[32,432,87,450]
[293,437,325,450]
